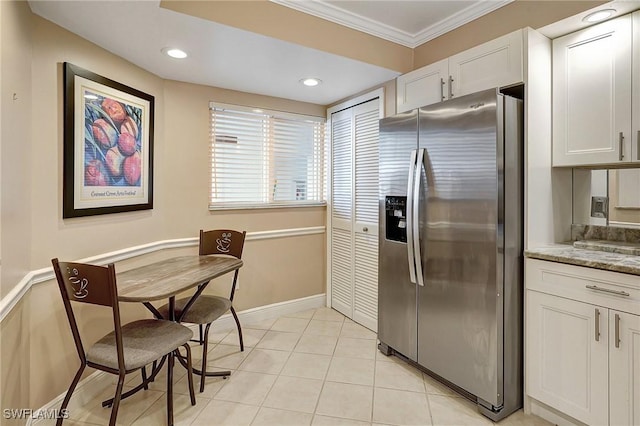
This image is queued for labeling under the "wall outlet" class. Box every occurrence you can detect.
[590,196,608,219]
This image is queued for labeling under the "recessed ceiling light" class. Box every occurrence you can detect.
[162,47,188,59]
[582,9,616,23]
[300,78,322,87]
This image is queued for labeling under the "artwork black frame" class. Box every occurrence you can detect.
[63,62,154,218]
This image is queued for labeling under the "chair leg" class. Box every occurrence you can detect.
[141,366,148,390]
[230,306,244,352]
[108,373,125,426]
[166,350,175,426]
[182,344,196,406]
[200,323,212,393]
[56,364,85,426]
[199,324,204,345]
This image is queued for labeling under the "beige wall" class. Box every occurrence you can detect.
[2,5,326,412]
[413,0,607,68]
[608,170,640,225]
[1,297,30,425]
[328,78,396,118]
[1,1,32,422]
[1,0,32,299]
[161,79,326,310]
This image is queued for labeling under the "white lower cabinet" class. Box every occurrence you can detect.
[526,258,640,425]
[527,290,609,425]
[609,310,640,426]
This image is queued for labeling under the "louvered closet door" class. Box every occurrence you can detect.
[331,108,354,317]
[352,101,379,331]
[330,98,380,330]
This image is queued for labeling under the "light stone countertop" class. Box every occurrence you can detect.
[572,239,640,256]
[525,244,640,276]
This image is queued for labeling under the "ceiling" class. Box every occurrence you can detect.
[28,0,513,106]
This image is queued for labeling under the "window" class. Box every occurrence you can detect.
[209,103,325,209]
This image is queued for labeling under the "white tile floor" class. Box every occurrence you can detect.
[51,307,553,426]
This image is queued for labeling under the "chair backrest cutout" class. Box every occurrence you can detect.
[52,258,124,366]
[52,259,116,307]
[199,229,246,259]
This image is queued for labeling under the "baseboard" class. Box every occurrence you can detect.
[206,293,326,333]
[29,293,326,424]
[529,397,587,426]
[27,370,113,426]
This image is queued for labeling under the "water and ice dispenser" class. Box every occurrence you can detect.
[384,196,407,243]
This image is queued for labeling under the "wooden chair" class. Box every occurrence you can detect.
[157,229,246,392]
[52,258,196,426]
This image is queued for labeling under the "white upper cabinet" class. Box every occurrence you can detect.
[449,30,523,98]
[396,59,447,113]
[552,14,637,166]
[396,30,523,113]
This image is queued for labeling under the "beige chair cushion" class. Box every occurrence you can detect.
[158,295,231,325]
[86,319,192,371]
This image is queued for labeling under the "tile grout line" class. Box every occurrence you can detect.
[309,312,343,424]
[247,313,310,425]
[371,342,378,425]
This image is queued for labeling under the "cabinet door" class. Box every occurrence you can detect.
[609,310,640,426]
[448,29,523,99]
[329,98,381,330]
[396,59,447,113]
[352,101,380,331]
[526,290,608,426]
[330,108,354,318]
[553,15,632,166]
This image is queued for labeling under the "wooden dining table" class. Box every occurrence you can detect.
[116,255,243,303]
[102,255,243,409]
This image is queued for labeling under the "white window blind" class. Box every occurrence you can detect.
[210,103,326,209]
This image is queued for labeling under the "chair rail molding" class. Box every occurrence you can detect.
[0,226,325,322]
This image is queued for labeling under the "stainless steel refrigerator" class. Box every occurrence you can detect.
[378,88,523,421]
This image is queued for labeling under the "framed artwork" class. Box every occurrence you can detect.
[63,62,154,218]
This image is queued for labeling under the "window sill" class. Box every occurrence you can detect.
[209,201,327,211]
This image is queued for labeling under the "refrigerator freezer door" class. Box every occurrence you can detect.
[378,110,419,362]
[417,89,503,406]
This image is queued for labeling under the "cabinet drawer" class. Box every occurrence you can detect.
[526,258,640,315]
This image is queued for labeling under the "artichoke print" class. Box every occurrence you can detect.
[84,92,142,187]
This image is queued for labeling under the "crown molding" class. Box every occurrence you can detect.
[413,0,514,47]
[271,0,416,47]
[271,0,514,49]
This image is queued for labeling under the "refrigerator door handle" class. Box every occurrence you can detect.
[406,149,418,284]
[413,148,425,287]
